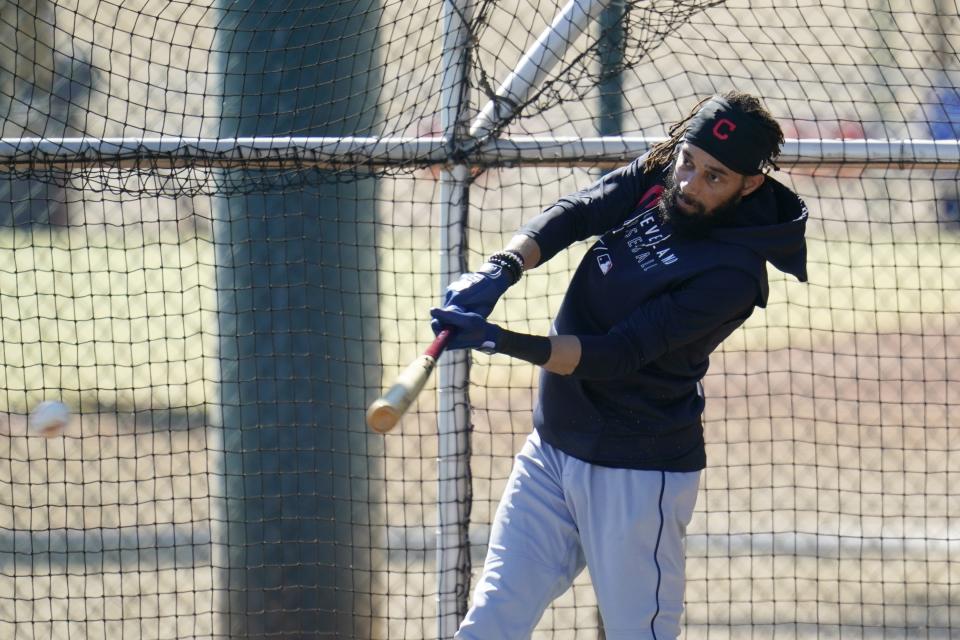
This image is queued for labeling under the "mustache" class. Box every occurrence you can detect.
[675,191,704,214]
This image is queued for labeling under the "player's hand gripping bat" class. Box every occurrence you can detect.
[365,328,453,433]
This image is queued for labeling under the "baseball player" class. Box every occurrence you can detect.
[431,90,808,639]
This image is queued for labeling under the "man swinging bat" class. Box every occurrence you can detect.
[430,91,809,639]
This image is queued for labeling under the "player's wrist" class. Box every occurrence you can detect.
[486,249,525,285]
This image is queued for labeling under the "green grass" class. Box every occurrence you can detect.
[0,225,218,415]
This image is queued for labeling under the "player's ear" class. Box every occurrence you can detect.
[740,173,764,198]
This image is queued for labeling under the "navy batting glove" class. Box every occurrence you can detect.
[430,306,501,353]
[441,262,513,319]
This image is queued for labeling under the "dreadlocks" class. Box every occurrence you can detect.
[644,91,785,174]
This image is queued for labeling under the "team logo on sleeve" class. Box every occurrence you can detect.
[596,253,613,274]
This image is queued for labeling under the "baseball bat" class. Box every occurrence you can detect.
[366,328,453,433]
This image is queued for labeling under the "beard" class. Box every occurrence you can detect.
[658,171,744,239]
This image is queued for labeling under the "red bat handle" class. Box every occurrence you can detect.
[425,327,453,360]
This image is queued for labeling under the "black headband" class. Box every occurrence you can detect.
[681,97,769,175]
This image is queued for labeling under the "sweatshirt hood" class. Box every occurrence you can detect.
[712,176,809,282]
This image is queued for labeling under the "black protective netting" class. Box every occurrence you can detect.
[0,1,958,638]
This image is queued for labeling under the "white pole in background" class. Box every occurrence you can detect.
[438,0,473,638]
[469,0,610,138]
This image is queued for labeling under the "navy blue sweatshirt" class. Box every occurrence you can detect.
[519,155,808,471]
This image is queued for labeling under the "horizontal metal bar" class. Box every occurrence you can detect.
[1,136,959,169]
[483,137,960,168]
[0,136,449,170]
[685,531,960,561]
[6,523,954,571]
[0,524,212,571]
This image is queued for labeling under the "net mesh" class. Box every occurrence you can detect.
[1,0,959,638]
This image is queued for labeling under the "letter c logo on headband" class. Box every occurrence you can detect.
[684,97,767,175]
[712,118,736,140]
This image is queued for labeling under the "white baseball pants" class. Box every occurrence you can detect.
[455,430,701,640]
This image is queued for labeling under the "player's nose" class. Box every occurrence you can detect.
[678,181,700,203]
[677,172,697,194]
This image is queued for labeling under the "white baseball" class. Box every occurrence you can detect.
[28,400,71,437]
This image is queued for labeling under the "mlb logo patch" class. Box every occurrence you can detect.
[596,253,613,275]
